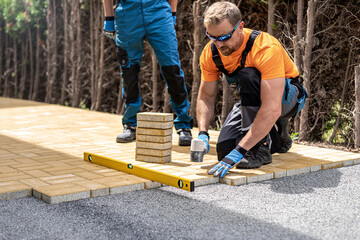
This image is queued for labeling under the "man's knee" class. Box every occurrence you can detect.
[122,64,140,104]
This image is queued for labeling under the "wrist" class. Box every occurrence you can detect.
[199,131,209,140]
[172,12,176,16]
[235,145,247,156]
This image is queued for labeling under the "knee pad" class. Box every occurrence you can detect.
[117,46,129,66]
[238,67,261,107]
[161,65,187,105]
[122,64,140,104]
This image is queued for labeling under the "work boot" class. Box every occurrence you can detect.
[177,128,192,146]
[116,124,136,143]
[277,119,292,153]
[236,144,272,169]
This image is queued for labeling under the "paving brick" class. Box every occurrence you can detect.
[137,112,173,122]
[136,141,172,150]
[40,174,76,181]
[137,121,173,129]
[13,164,50,171]
[24,170,52,178]
[136,134,172,143]
[220,174,246,186]
[260,165,287,178]
[182,173,219,186]
[137,128,173,136]
[110,182,145,195]
[136,148,171,157]
[322,162,343,170]
[46,176,86,185]
[144,181,162,189]
[0,181,32,201]
[0,166,18,173]
[74,180,109,198]
[136,154,171,163]
[20,178,50,188]
[47,168,85,175]
[0,173,33,183]
[33,183,90,204]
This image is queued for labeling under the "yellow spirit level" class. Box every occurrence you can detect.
[84,152,194,192]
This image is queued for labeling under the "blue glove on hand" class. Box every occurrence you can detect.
[104,16,116,40]
[197,132,210,154]
[172,12,176,26]
[208,145,247,178]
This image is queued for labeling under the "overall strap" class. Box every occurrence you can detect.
[240,30,260,69]
[211,30,261,77]
[211,43,233,76]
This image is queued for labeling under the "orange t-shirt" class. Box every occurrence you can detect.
[200,28,299,81]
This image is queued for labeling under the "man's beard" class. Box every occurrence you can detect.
[219,46,234,56]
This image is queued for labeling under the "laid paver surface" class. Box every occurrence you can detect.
[1,97,360,203]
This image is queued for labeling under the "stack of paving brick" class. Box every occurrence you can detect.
[136,113,173,163]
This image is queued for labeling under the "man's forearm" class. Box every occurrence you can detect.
[197,96,215,132]
[103,0,114,16]
[169,0,178,12]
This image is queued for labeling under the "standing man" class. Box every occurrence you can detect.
[102,0,193,146]
[196,2,307,177]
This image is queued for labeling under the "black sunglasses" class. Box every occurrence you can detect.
[206,20,242,42]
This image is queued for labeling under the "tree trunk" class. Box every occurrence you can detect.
[32,20,41,101]
[90,0,96,110]
[293,0,304,133]
[267,0,276,36]
[13,38,18,98]
[299,0,316,141]
[355,65,360,149]
[0,23,3,95]
[163,88,171,113]
[94,1,101,108]
[28,27,34,100]
[295,0,304,76]
[190,0,201,124]
[73,0,82,107]
[4,34,10,97]
[70,0,77,106]
[329,44,353,143]
[19,38,27,99]
[45,0,57,103]
[61,0,69,105]
[220,75,231,126]
[151,49,159,111]
[95,12,105,111]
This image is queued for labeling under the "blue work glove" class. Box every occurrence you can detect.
[172,12,176,26]
[208,145,247,178]
[197,131,210,154]
[103,16,116,40]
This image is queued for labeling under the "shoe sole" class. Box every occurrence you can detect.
[179,139,191,146]
[116,138,136,143]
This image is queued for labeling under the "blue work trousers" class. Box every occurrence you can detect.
[115,0,193,130]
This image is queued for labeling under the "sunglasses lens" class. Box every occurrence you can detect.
[218,35,231,42]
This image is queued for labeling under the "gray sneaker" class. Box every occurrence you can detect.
[177,128,192,146]
[116,124,136,143]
